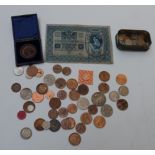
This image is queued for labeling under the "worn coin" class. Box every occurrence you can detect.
[58,107,68,118]
[11,83,21,93]
[57,90,67,100]
[93,115,106,128]
[49,97,61,109]
[36,83,48,95]
[80,112,92,125]
[14,67,24,76]
[101,104,113,117]
[116,74,127,85]
[23,101,35,113]
[20,127,32,140]
[117,99,128,111]
[32,92,44,103]
[75,123,86,134]
[26,65,38,77]
[69,133,81,146]
[17,111,26,120]
[49,119,61,132]
[67,79,78,90]
[77,97,90,110]
[118,86,129,96]
[42,121,51,130]
[34,118,45,131]
[61,117,76,130]
[62,67,71,76]
[20,88,32,100]
[53,64,62,74]
[88,104,98,115]
[43,74,55,86]
[36,68,44,78]
[67,104,77,114]
[55,78,66,89]
[91,92,106,106]
[98,83,110,93]
[109,91,120,102]
[99,71,110,82]
[78,84,89,95]
[48,109,58,119]
[44,90,55,100]
[69,90,80,101]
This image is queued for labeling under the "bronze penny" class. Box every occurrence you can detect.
[49,97,61,109]
[88,105,98,115]
[57,90,67,100]
[69,90,80,101]
[67,79,78,90]
[116,74,127,85]
[23,101,35,113]
[75,123,86,134]
[62,67,71,76]
[77,84,89,95]
[99,71,110,82]
[61,117,76,130]
[34,118,45,131]
[80,112,92,125]
[98,83,110,93]
[55,78,66,89]
[48,109,58,119]
[117,99,128,111]
[49,119,61,132]
[58,107,68,118]
[36,83,48,95]
[69,133,81,146]
[26,65,38,77]
[93,115,106,128]
[53,64,62,74]
[11,83,21,93]
[67,104,77,114]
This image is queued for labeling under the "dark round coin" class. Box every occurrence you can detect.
[98,83,110,93]
[69,133,81,146]
[26,65,38,77]
[34,118,45,131]
[99,71,110,82]
[58,107,68,118]
[62,67,71,76]
[75,123,86,134]
[53,64,62,74]
[88,104,98,115]
[49,119,61,132]
[57,90,67,100]
[49,97,61,109]
[117,99,128,111]
[61,117,76,130]
[36,83,48,95]
[91,92,106,106]
[69,90,80,101]
[78,84,89,95]
[48,109,58,119]
[23,101,35,113]
[80,112,92,125]
[55,78,66,89]
[11,83,21,93]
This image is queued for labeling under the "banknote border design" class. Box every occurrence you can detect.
[45,24,113,64]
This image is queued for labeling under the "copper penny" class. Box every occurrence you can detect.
[57,90,67,100]
[48,109,58,119]
[62,67,71,76]
[26,65,38,77]
[69,90,80,101]
[69,133,81,146]
[55,78,66,89]
[61,117,76,130]
[23,101,35,113]
[93,115,106,128]
[34,118,45,131]
[32,92,44,103]
[116,74,127,85]
[75,123,86,134]
[98,83,110,93]
[49,97,61,109]
[67,79,78,90]
[77,84,89,95]
[58,107,68,118]
[36,83,48,95]
[49,119,61,132]
[80,112,92,125]
[36,68,44,78]
[53,64,62,74]
[117,99,128,111]
[88,104,98,115]
[99,71,110,82]
[67,104,77,114]
[11,83,21,93]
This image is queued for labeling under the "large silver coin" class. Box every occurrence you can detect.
[77,97,90,110]
[109,91,120,102]
[118,86,129,96]
[14,67,24,76]
[20,88,32,100]
[20,127,32,139]
[43,74,56,86]
[91,92,106,106]
[101,104,113,117]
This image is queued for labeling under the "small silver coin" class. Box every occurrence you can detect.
[118,86,129,96]
[14,67,24,76]
[20,88,32,100]
[20,127,32,139]
[109,91,120,102]
[77,97,90,110]
[42,121,51,130]
[91,92,106,106]
[43,74,56,86]
[101,104,113,117]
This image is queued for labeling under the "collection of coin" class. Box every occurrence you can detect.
[11,64,129,146]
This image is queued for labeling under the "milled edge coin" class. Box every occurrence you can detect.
[20,127,32,140]
[14,67,24,76]
[69,133,81,146]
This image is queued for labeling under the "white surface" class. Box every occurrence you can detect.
[0,6,155,150]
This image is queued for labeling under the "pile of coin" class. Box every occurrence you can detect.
[11,64,129,145]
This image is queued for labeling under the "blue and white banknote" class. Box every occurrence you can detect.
[46,25,113,64]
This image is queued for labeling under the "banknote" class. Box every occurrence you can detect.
[46,25,113,64]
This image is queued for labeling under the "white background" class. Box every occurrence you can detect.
[0,6,155,150]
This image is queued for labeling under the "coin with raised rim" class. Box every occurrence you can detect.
[11,83,21,93]
[67,79,78,90]
[34,118,45,131]
[67,104,77,114]
[55,78,66,89]
[98,83,110,93]
[77,97,90,110]
[117,99,128,111]
[20,88,32,100]
[62,67,71,76]
[49,119,61,132]
[93,115,106,128]
[75,123,86,134]
[26,65,38,77]
[69,90,80,101]
[101,104,113,117]
[118,86,129,96]
[99,71,110,82]
[80,112,92,125]
[49,97,61,109]
[109,91,120,102]
[91,92,106,106]
[43,74,55,86]
[23,101,35,113]
[20,127,32,140]
[77,84,89,95]
[116,74,127,85]
[53,64,62,74]
[36,83,48,95]
[69,133,81,146]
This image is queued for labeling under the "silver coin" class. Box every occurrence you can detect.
[101,104,113,117]
[109,91,120,102]
[42,121,50,130]
[77,97,90,110]
[43,74,55,86]
[20,88,32,100]
[20,127,32,139]
[14,67,24,76]
[118,86,129,96]
[91,92,106,106]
